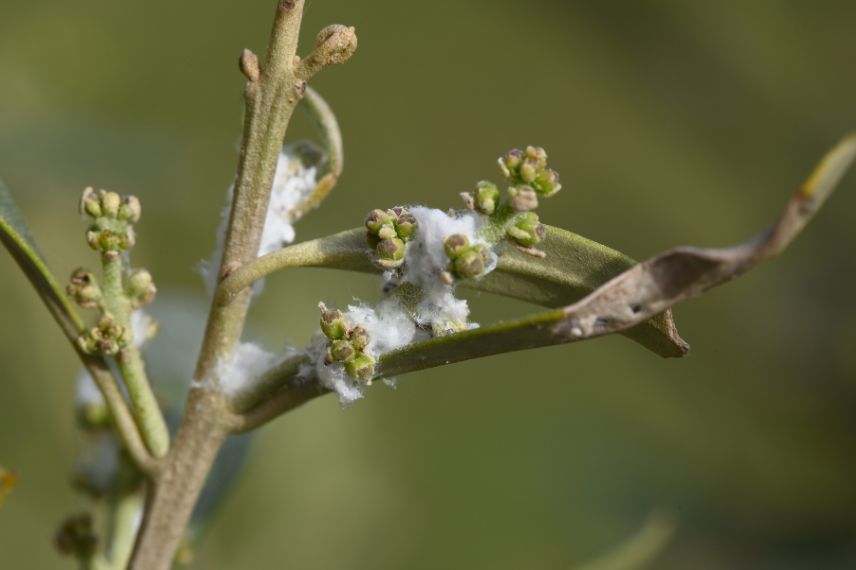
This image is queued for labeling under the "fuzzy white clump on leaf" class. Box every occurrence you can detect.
[399,206,494,334]
[345,298,420,359]
[306,298,425,404]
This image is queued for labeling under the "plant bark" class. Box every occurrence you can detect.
[129,1,308,567]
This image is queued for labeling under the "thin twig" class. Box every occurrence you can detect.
[80,355,160,476]
[130,2,358,567]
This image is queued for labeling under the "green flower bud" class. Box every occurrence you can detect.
[507,186,539,212]
[319,303,348,340]
[117,195,142,224]
[127,269,156,307]
[349,325,370,351]
[533,168,561,197]
[328,339,356,362]
[377,223,397,240]
[376,237,406,268]
[474,181,500,215]
[507,212,546,247]
[443,233,470,258]
[77,313,130,356]
[393,210,417,240]
[100,191,121,218]
[80,187,102,218]
[55,513,98,560]
[345,352,375,383]
[519,160,538,183]
[365,209,393,234]
[524,145,548,169]
[453,245,488,279]
[67,269,102,309]
[497,147,560,199]
[498,148,524,179]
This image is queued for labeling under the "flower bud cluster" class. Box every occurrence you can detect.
[77,313,130,356]
[80,187,141,258]
[462,146,561,251]
[443,233,492,279]
[319,303,375,383]
[365,206,417,269]
[498,146,561,198]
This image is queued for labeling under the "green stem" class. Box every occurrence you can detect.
[101,254,169,458]
[107,491,144,570]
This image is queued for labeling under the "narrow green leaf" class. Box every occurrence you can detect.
[221,226,687,358]
[0,181,84,339]
[379,132,856,379]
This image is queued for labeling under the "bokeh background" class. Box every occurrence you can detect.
[2,1,856,568]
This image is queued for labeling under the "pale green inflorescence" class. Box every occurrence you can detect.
[312,146,563,392]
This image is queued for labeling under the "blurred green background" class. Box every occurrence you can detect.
[2,1,856,568]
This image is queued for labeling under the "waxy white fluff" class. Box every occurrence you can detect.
[399,206,493,333]
[306,207,501,404]
[306,298,425,405]
[201,150,319,294]
[215,341,283,400]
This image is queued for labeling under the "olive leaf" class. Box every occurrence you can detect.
[218,227,686,358]
[0,181,84,340]
[378,132,856,376]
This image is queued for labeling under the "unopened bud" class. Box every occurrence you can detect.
[67,269,102,309]
[127,269,156,307]
[498,149,524,179]
[349,325,369,351]
[80,187,102,218]
[474,181,500,215]
[329,339,356,362]
[100,191,121,218]
[345,352,375,383]
[507,186,539,212]
[393,210,417,240]
[443,234,470,258]
[507,212,546,247]
[319,303,347,340]
[313,24,358,67]
[533,168,561,197]
[453,246,487,279]
[117,195,141,223]
[376,237,406,268]
[365,209,392,234]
